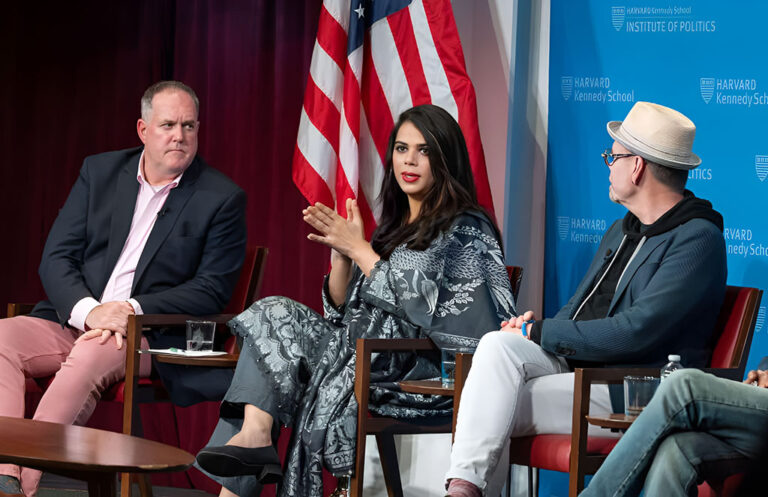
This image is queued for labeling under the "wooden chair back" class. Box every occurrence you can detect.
[350,266,524,496]
[709,286,761,373]
[506,265,523,302]
[222,245,269,314]
[9,244,269,497]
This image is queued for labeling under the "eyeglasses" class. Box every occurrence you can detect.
[601,149,635,167]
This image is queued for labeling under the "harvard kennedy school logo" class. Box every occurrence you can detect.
[557,216,570,240]
[612,7,625,31]
[756,155,768,182]
[700,78,715,104]
[561,77,573,101]
[757,306,765,333]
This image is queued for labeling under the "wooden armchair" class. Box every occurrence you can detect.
[504,285,763,497]
[11,245,269,497]
[119,245,267,496]
[349,266,523,496]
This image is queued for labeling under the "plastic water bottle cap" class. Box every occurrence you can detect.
[668,354,681,362]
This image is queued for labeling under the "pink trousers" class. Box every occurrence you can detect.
[0,316,150,496]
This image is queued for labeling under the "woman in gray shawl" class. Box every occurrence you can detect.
[196,104,516,497]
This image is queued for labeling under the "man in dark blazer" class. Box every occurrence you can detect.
[445,101,728,497]
[0,81,246,497]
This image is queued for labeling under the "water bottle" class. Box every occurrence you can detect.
[660,354,683,382]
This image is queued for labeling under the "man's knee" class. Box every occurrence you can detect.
[655,434,690,466]
[63,339,126,379]
[475,331,524,361]
[0,317,36,360]
[0,317,27,347]
[658,368,711,400]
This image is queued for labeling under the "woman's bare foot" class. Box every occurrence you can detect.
[225,428,271,449]
[225,404,274,448]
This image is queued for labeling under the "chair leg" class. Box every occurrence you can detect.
[527,466,533,497]
[501,468,510,497]
[135,474,153,497]
[349,432,366,497]
[375,434,403,497]
[120,473,132,497]
[120,403,149,497]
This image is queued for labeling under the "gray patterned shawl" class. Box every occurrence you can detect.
[231,211,515,496]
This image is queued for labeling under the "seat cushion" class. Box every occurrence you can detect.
[510,434,619,472]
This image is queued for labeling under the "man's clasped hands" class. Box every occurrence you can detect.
[74,301,136,349]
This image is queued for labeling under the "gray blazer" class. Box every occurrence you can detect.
[540,217,727,368]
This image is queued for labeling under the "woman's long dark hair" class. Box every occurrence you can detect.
[370,104,498,259]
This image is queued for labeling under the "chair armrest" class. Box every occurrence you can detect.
[569,367,659,477]
[125,313,237,353]
[122,313,237,435]
[127,313,236,330]
[576,367,659,385]
[354,338,437,406]
[356,338,438,354]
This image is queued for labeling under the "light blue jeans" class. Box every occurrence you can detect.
[581,369,768,497]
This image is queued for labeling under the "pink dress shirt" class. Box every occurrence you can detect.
[68,153,182,330]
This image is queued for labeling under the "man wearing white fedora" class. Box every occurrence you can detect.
[444,101,727,497]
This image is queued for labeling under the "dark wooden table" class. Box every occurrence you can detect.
[585,413,635,430]
[0,416,194,497]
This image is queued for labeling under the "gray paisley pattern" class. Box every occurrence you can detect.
[226,211,515,496]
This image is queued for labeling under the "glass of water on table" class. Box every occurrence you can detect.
[441,347,474,388]
[186,320,216,351]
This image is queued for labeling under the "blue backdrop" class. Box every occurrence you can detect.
[539,3,767,493]
[545,0,766,374]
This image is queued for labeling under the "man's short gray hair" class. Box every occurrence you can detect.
[140,81,199,120]
[645,159,688,193]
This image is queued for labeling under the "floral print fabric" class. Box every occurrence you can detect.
[227,211,515,496]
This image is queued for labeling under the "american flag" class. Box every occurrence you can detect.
[292,0,494,235]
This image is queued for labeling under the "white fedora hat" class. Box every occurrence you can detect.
[607,101,701,170]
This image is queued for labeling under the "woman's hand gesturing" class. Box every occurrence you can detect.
[303,199,365,257]
[303,198,380,276]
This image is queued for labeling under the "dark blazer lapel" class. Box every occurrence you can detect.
[609,235,667,313]
[132,157,202,290]
[567,230,625,319]
[102,159,140,292]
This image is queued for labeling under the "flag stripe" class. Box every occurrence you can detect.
[361,31,396,168]
[422,0,494,215]
[293,0,495,229]
[292,145,334,207]
[408,0,459,119]
[297,108,337,194]
[304,74,341,153]
[322,0,349,33]
[369,19,412,121]
[358,107,385,220]
[316,6,348,72]
[309,40,344,110]
[337,49,363,202]
[386,7,432,106]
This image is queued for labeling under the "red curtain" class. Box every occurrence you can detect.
[8,1,341,494]
[1,0,328,316]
